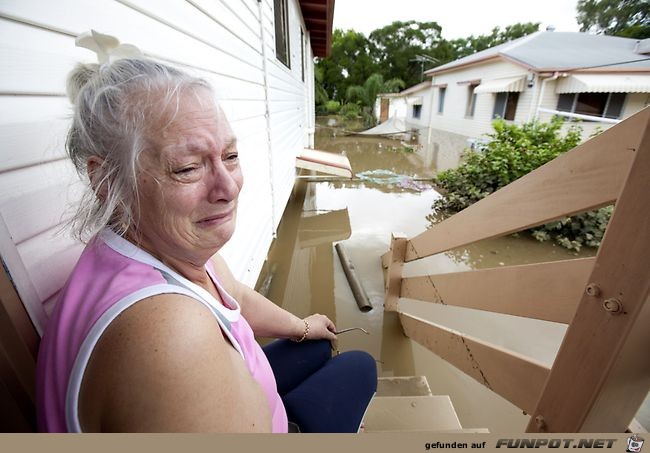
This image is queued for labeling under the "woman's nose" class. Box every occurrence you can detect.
[206,162,241,204]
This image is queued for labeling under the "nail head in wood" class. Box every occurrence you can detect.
[585,283,601,297]
[603,298,623,314]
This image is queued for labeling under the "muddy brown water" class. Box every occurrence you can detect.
[254,119,620,432]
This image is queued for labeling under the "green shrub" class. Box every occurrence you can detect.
[432,117,610,250]
[339,102,361,119]
[324,100,341,114]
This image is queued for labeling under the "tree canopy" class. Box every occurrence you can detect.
[576,0,650,38]
[448,22,541,59]
[368,21,446,87]
[315,21,541,105]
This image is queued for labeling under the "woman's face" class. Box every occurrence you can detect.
[133,91,243,265]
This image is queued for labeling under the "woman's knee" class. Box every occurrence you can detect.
[332,350,377,393]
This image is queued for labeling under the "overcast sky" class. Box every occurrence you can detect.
[333,0,581,40]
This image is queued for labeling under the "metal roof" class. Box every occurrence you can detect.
[425,31,650,75]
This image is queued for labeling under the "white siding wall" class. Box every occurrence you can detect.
[429,59,529,139]
[0,0,315,333]
[430,59,650,145]
[405,87,435,130]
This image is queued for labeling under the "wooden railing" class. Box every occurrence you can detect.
[382,107,650,433]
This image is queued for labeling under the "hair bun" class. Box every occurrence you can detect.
[66,62,100,104]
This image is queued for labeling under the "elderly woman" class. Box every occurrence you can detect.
[36,58,376,433]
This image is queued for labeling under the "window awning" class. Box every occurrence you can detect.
[474,76,526,94]
[556,74,650,93]
[406,96,423,105]
[296,148,353,178]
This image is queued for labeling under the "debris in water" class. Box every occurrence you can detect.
[355,169,431,192]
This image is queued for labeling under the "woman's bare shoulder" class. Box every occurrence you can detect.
[78,293,271,432]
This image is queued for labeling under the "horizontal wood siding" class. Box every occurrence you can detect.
[264,0,308,228]
[429,60,527,139]
[0,0,315,334]
[430,59,650,144]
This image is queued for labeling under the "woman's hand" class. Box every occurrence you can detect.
[302,313,337,342]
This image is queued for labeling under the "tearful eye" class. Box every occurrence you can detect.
[226,153,239,161]
[173,167,198,175]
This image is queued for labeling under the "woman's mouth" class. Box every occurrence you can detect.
[196,209,234,226]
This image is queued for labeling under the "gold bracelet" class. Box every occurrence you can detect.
[293,319,310,343]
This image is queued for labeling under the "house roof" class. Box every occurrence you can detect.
[377,81,431,99]
[399,81,432,95]
[425,31,650,75]
[298,0,335,57]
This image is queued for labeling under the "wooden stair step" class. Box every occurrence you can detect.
[363,395,462,432]
[377,376,432,397]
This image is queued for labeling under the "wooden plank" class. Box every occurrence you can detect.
[527,110,650,433]
[400,312,550,414]
[384,233,407,312]
[17,229,84,303]
[0,217,44,336]
[0,182,84,245]
[0,1,264,87]
[376,376,432,397]
[363,395,462,432]
[0,160,79,205]
[118,0,263,67]
[401,258,595,323]
[0,264,38,358]
[405,108,649,262]
[296,148,352,178]
[0,119,69,173]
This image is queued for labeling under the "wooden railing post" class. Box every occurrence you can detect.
[526,107,650,433]
[383,233,407,312]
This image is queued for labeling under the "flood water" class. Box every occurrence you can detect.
[255,118,606,432]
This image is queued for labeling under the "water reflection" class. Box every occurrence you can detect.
[256,119,597,431]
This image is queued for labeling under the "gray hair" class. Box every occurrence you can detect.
[65,58,211,240]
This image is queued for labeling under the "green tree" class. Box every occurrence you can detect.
[576,0,650,38]
[345,73,404,125]
[368,21,445,88]
[448,22,541,59]
[314,65,329,113]
[315,29,377,102]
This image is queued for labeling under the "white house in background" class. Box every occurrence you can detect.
[0,0,334,336]
[383,31,650,157]
[375,81,432,129]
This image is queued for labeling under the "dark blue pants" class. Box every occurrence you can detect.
[262,339,377,433]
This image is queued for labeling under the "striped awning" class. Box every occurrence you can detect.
[556,74,650,93]
[474,75,526,94]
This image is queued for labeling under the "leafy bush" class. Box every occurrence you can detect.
[432,117,610,250]
[339,102,361,119]
[324,100,341,114]
[529,206,612,251]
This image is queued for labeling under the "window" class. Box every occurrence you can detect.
[412,104,422,119]
[493,92,520,121]
[556,93,626,119]
[300,28,305,81]
[438,87,446,114]
[465,84,478,117]
[274,0,290,68]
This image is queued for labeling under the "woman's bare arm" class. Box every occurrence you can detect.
[78,293,272,432]
[210,254,337,341]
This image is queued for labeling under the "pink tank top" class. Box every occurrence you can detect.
[35,229,288,432]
